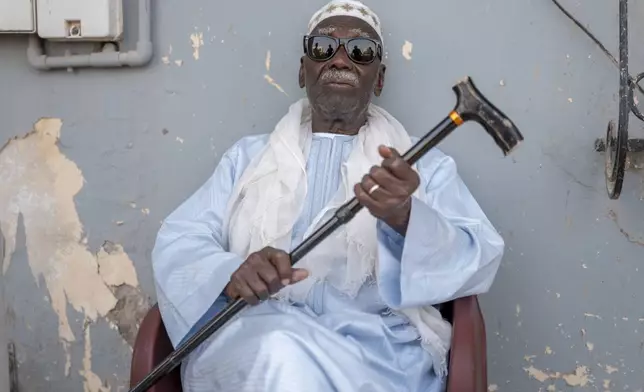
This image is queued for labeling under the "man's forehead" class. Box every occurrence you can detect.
[312,16,378,39]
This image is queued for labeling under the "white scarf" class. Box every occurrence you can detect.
[223,98,452,376]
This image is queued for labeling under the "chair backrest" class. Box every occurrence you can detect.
[445,296,488,392]
[129,304,182,392]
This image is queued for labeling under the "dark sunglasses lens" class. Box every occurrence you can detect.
[347,38,377,63]
[307,36,338,61]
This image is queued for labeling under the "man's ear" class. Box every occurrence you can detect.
[374,64,386,97]
[298,57,305,89]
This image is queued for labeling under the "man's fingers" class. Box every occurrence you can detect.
[379,145,417,182]
[291,268,309,283]
[256,263,282,294]
[267,248,293,285]
[367,167,405,197]
[244,270,270,302]
[355,183,384,214]
[378,145,394,159]
[235,279,259,305]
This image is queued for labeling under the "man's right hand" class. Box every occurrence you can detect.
[224,246,309,305]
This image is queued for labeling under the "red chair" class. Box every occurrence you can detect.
[130,296,487,392]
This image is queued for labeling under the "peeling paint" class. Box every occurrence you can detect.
[264,75,288,96]
[161,45,173,65]
[190,32,204,60]
[487,384,498,391]
[562,366,590,387]
[402,40,413,60]
[265,50,271,71]
[97,242,138,288]
[523,365,591,387]
[524,366,552,382]
[63,341,72,377]
[605,365,618,374]
[79,326,110,392]
[0,119,149,360]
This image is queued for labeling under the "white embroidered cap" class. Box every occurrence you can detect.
[307,1,384,44]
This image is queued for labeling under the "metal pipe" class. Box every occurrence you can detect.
[27,0,152,70]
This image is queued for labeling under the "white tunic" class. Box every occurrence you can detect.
[152,133,504,392]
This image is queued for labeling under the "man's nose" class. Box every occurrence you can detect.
[328,45,352,69]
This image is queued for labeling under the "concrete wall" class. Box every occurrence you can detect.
[0,0,643,391]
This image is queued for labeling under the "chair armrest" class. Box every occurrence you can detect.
[446,295,487,392]
[130,304,183,392]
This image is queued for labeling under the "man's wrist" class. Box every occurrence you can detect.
[384,200,412,235]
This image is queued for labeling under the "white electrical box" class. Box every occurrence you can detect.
[0,0,35,33]
[35,0,123,41]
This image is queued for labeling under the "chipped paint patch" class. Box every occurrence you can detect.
[487,384,498,391]
[190,32,204,60]
[402,40,413,60]
[79,326,110,392]
[97,242,138,287]
[523,365,592,387]
[0,119,149,359]
[264,75,288,96]
[524,366,553,382]
[161,45,173,65]
[562,366,590,387]
[63,341,72,377]
[605,365,618,374]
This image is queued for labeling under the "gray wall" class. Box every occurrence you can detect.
[1,0,643,391]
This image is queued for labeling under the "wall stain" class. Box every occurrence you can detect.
[0,118,149,389]
[190,32,204,60]
[402,40,413,60]
[524,364,591,387]
[264,50,287,96]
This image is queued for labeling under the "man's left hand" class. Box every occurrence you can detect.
[354,145,420,235]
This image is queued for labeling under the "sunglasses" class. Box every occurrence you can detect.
[303,35,382,65]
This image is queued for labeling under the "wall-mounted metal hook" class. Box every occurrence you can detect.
[553,0,644,199]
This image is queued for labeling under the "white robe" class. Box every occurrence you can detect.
[152,132,504,392]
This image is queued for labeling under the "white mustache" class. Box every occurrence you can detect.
[320,69,359,85]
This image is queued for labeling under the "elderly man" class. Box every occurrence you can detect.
[152,1,504,391]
